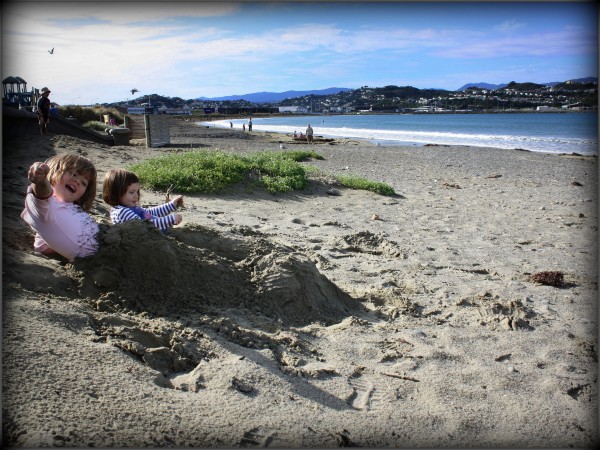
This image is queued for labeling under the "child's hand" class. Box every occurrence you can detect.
[172,213,183,225]
[28,162,50,184]
[28,162,53,199]
[172,195,184,208]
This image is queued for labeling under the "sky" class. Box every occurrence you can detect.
[2,0,598,105]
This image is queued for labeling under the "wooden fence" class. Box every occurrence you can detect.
[124,114,173,147]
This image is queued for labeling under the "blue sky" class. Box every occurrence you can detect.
[2,1,597,105]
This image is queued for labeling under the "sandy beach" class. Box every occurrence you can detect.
[2,118,598,447]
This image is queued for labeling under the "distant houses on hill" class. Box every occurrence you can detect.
[157,104,192,115]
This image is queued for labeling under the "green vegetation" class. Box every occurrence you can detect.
[58,105,124,124]
[82,120,117,132]
[130,150,323,194]
[336,174,396,196]
[57,106,125,134]
[129,149,395,196]
[131,151,249,193]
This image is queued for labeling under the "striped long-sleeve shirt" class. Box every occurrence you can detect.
[110,201,178,232]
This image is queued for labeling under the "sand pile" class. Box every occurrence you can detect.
[69,220,363,328]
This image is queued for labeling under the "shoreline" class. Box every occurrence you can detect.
[195,113,598,156]
[2,123,598,447]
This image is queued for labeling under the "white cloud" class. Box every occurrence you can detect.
[2,1,595,103]
[432,27,597,59]
[3,1,241,25]
[493,20,526,33]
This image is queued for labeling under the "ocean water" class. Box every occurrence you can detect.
[202,112,598,155]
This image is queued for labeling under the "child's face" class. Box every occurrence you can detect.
[120,183,140,207]
[53,170,90,204]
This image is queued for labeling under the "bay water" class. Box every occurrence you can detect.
[203,112,598,155]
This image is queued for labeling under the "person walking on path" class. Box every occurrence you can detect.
[306,124,314,144]
[36,87,52,135]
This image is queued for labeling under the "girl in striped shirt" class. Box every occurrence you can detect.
[102,169,183,232]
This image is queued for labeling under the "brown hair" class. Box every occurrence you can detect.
[102,169,140,206]
[45,153,97,211]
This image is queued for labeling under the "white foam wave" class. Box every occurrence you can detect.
[200,120,598,155]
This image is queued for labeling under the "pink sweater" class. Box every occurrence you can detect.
[21,186,99,261]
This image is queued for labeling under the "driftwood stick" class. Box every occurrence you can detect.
[381,372,420,382]
[165,184,174,203]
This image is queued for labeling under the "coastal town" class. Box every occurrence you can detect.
[128,78,598,116]
[2,76,597,117]
[271,79,599,115]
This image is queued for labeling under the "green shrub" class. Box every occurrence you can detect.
[129,150,393,196]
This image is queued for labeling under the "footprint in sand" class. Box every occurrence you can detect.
[346,377,375,411]
[240,427,281,447]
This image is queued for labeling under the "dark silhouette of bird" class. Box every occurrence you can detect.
[48,48,54,54]
[130,88,138,96]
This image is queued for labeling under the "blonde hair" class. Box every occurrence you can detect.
[102,169,140,207]
[45,154,97,211]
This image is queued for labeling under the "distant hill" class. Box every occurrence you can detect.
[458,77,597,91]
[198,87,352,103]
[112,77,596,109]
[458,82,508,91]
[566,76,598,84]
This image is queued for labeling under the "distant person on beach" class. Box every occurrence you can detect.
[243,123,246,131]
[36,87,52,135]
[102,169,184,233]
[21,154,99,261]
[293,130,297,139]
[306,124,314,144]
[230,121,233,128]
[248,118,253,131]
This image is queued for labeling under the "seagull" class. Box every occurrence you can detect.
[48,48,54,54]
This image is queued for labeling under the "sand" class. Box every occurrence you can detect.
[2,119,598,447]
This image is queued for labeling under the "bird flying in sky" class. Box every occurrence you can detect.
[130,88,138,96]
[48,48,54,54]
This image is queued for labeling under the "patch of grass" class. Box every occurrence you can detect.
[130,150,317,194]
[336,174,396,196]
[130,151,249,193]
[130,149,394,196]
[282,150,325,162]
[245,152,308,192]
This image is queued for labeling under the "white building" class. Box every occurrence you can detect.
[278,106,309,114]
